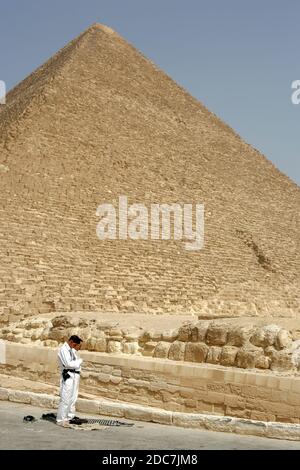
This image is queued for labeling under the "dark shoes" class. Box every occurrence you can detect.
[69,416,88,425]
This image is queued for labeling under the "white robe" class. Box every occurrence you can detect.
[56,342,82,423]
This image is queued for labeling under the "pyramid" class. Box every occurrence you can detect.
[0,23,299,324]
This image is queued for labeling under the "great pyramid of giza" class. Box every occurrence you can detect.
[0,23,299,324]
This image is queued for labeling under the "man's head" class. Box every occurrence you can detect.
[68,335,83,351]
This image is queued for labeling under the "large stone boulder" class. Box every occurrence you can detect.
[184,342,209,363]
[206,323,228,346]
[168,341,186,361]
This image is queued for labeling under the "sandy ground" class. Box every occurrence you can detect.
[1,400,300,450]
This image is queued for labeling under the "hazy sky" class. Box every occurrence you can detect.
[0,0,299,185]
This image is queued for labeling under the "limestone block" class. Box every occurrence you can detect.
[0,388,9,400]
[206,323,228,346]
[178,324,192,342]
[292,350,300,370]
[30,393,54,408]
[270,350,296,372]
[162,330,178,342]
[9,390,31,404]
[206,346,222,364]
[27,319,45,329]
[153,341,171,359]
[184,342,209,363]
[107,340,123,354]
[124,406,153,422]
[76,327,91,340]
[94,337,107,352]
[276,329,293,350]
[220,346,238,366]
[147,330,163,342]
[250,325,281,348]
[76,399,99,414]
[235,346,264,369]
[85,337,97,351]
[168,341,186,361]
[43,340,58,347]
[255,355,271,369]
[227,326,254,347]
[91,328,107,339]
[96,373,110,383]
[23,330,33,339]
[195,322,209,342]
[109,336,124,342]
[124,331,141,342]
[152,410,172,425]
[31,328,44,341]
[110,375,122,385]
[40,327,51,341]
[51,316,75,328]
[98,402,125,417]
[48,328,70,343]
[123,342,140,355]
[142,341,157,356]
[109,328,123,337]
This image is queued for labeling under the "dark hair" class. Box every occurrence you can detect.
[69,335,83,344]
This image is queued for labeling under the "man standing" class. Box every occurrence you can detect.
[56,335,83,426]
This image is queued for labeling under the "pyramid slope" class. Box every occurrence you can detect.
[0,24,299,322]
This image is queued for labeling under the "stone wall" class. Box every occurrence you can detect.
[1,340,300,424]
[1,315,300,373]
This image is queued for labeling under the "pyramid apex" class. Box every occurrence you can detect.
[86,23,116,35]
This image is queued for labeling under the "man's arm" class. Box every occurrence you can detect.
[58,347,82,369]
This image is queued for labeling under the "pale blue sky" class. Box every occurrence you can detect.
[0,0,299,185]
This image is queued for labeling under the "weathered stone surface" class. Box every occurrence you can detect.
[184,342,209,363]
[9,390,31,404]
[110,375,122,385]
[250,325,281,348]
[220,346,238,366]
[270,351,296,372]
[123,342,140,355]
[153,341,171,359]
[123,330,141,341]
[168,341,186,361]
[109,328,123,337]
[162,330,178,342]
[124,406,153,422]
[142,341,157,356]
[30,393,54,408]
[85,337,97,351]
[43,339,58,347]
[0,388,9,400]
[107,340,123,354]
[98,402,125,417]
[206,346,222,364]
[76,399,99,414]
[94,337,107,352]
[255,355,271,369]
[227,326,254,347]
[178,324,192,342]
[51,316,75,328]
[276,329,293,350]
[206,323,228,346]
[143,330,162,342]
[235,346,264,369]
